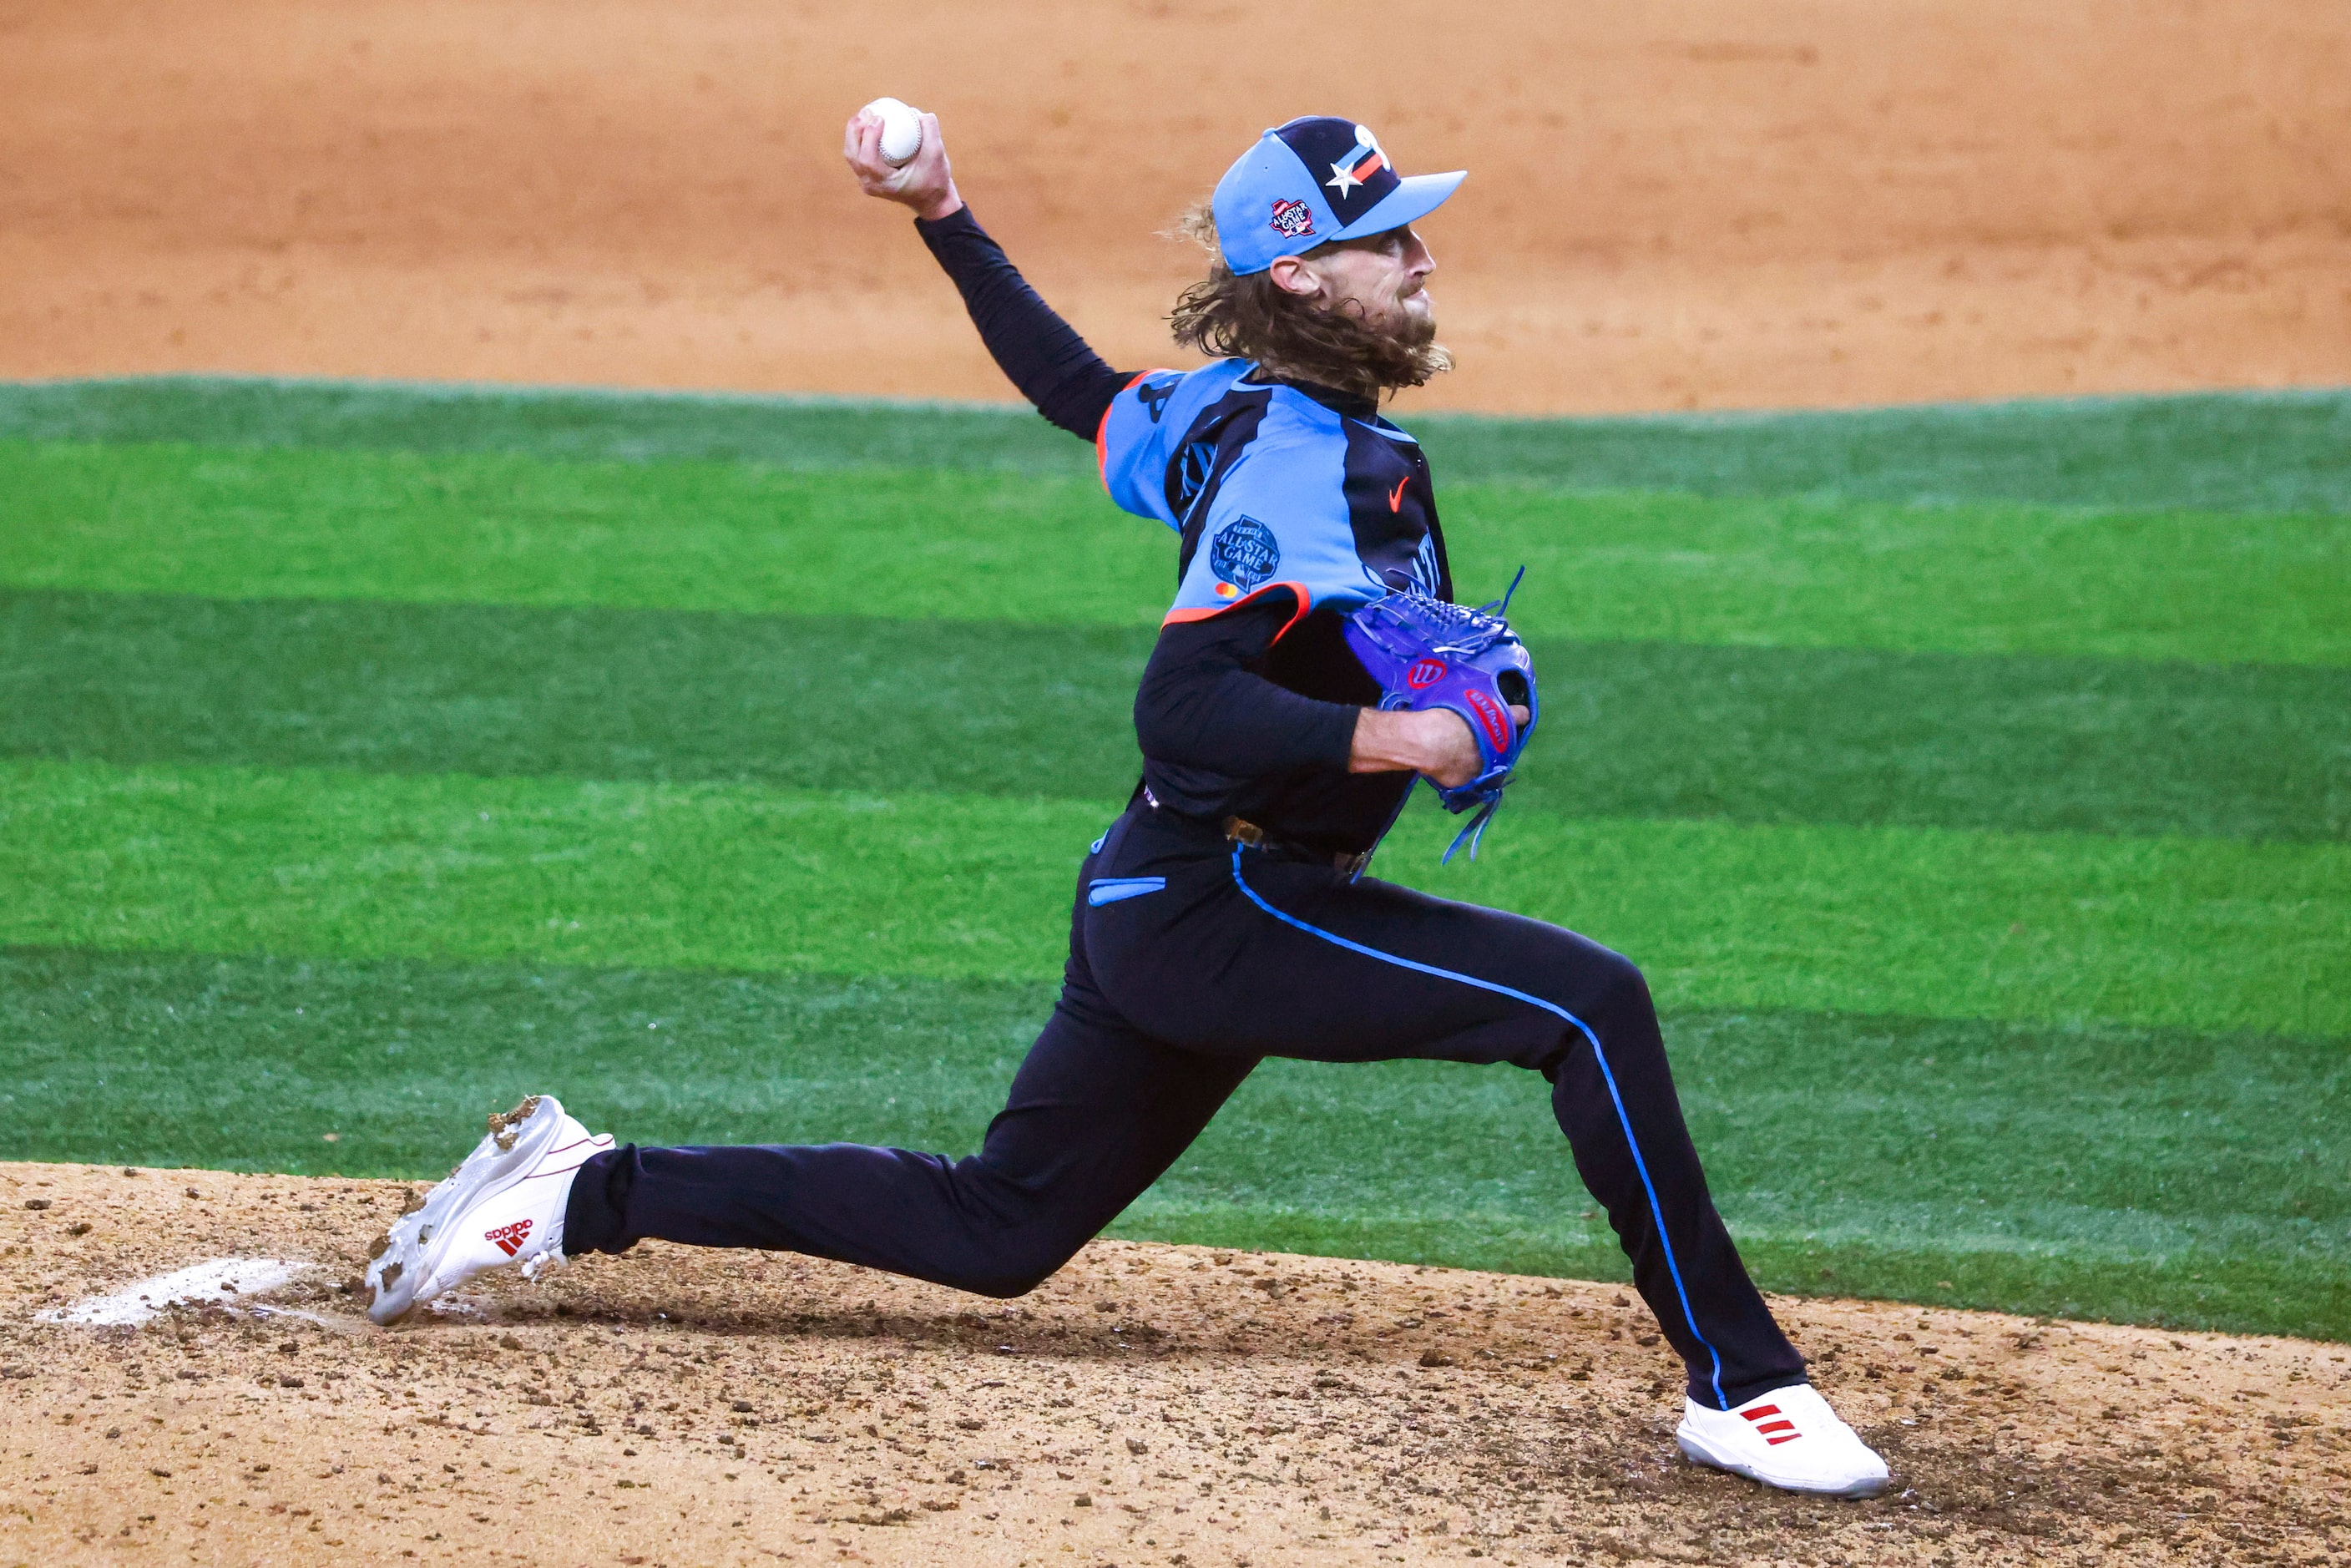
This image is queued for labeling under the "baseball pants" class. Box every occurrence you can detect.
[563,802,1807,1409]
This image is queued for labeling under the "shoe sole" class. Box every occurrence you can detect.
[1676,1429,1891,1500]
[363,1096,564,1326]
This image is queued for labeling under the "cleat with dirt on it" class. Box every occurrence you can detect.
[358,1095,612,1326]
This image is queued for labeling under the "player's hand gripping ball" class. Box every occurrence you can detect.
[1344,576,1539,862]
[843,99,953,215]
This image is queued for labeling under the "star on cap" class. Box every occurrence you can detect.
[1326,127,1384,196]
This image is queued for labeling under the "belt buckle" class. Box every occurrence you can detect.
[1221,816,1266,848]
[1334,849,1371,879]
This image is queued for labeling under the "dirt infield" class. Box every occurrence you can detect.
[3,0,2346,412]
[4,1163,2345,1566]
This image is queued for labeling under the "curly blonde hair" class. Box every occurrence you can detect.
[1165,203,1449,405]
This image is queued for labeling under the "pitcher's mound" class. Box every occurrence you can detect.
[4,1162,2343,1565]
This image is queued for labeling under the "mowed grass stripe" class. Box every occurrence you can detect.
[6,948,2341,1340]
[0,377,1095,478]
[7,376,2348,515]
[1418,387,2351,516]
[6,757,2344,1037]
[0,439,1175,632]
[10,439,2348,665]
[1,589,1153,809]
[1443,484,2351,668]
[13,589,2348,842]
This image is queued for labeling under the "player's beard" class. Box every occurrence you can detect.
[1335,296,1451,397]
[1248,290,1450,405]
[1170,262,1452,406]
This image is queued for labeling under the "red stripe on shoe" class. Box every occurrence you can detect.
[1764,1434,1800,1445]
[1740,1405,1782,1423]
[1755,1420,1797,1435]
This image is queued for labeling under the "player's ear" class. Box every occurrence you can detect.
[1266,254,1323,300]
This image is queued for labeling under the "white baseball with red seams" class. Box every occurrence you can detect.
[1675,1383,1892,1497]
[361,1094,612,1325]
[862,97,924,166]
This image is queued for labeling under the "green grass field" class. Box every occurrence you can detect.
[3,376,2345,1342]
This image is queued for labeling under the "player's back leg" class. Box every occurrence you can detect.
[557,993,1255,1298]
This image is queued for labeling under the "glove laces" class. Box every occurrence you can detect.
[1440,794,1504,864]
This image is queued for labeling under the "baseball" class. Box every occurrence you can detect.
[863,96,924,167]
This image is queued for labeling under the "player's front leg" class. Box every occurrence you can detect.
[1438,919,1888,1495]
[1451,925,1894,1497]
[1090,845,1888,1495]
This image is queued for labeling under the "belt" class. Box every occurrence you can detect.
[1136,787,1371,877]
[1223,815,1372,878]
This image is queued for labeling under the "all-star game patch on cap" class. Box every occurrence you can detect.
[1211,115,1465,276]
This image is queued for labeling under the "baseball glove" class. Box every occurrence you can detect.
[1342,569,1539,862]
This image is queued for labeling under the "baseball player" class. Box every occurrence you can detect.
[362,109,1888,1499]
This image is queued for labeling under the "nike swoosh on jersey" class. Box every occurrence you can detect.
[1388,476,1408,512]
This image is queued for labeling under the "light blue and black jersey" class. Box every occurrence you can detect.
[917,205,1455,857]
[1099,358,1450,625]
[1100,360,1457,853]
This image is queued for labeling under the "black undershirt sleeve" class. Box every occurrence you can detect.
[914,205,1132,439]
[1134,596,1361,780]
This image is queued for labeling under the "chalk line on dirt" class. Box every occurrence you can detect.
[38,1256,315,1327]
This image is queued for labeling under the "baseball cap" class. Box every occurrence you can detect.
[1211,115,1465,276]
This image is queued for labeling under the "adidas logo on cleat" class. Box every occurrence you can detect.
[1678,1384,1888,1495]
[485,1218,533,1257]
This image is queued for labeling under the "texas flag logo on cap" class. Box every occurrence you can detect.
[1324,127,1388,198]
[1211,114,1465,276]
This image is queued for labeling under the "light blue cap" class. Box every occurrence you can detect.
[1211,115,1464,276]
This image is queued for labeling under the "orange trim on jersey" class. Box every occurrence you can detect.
[1161,580,1315,645]
[1096,370,1165,493]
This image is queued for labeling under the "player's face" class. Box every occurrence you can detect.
[1284,226,1438,337]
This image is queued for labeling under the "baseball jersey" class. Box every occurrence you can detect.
[1098,360,1451,630]
[917,205,1456,856]
[1100,362,1457,852]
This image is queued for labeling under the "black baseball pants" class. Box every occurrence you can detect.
[563,802,1806,1409]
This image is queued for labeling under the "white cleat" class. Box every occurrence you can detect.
[1676,1383,1892,1498]
[361,1095,612,1326]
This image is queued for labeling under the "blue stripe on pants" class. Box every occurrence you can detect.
[1227,843,1731,1410]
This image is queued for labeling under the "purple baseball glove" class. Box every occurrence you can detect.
[1342,571,1538,861]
